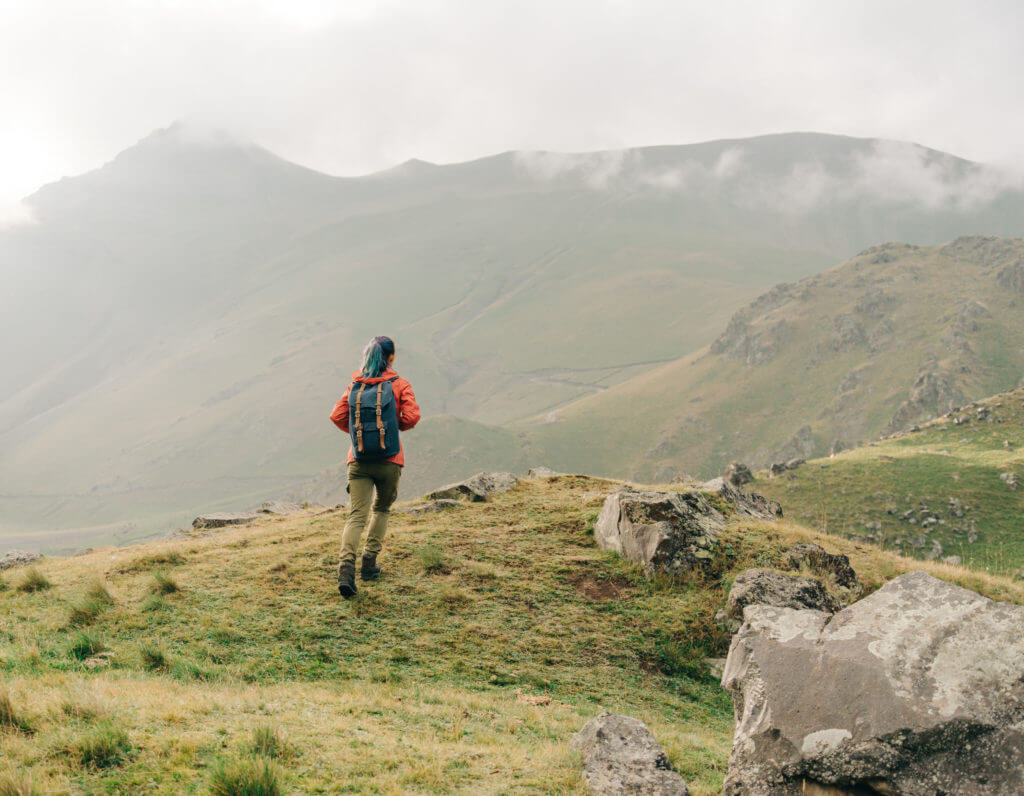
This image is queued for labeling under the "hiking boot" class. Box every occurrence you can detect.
[360,553,381,581]
[338,563,357,598]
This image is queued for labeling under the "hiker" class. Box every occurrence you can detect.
[329,336,420,598]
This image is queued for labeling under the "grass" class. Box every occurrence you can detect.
[16,569,51,594]
[0,476,1020,792]
[0,772,38,796]
[209,758,282,796]
[418,543,448,574]
[150,571,179,595]
[0,691,33,734]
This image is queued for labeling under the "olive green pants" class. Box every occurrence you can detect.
[340,460,402,567]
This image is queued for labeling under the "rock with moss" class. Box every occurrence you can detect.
[717,568,840,633]
[571,712,689,795]
[0,550,42,570]
[699,478,782,519]
[783,542,860,593]
[192,512,262,530]
[722,571,1024,795]
[724,462,754,486]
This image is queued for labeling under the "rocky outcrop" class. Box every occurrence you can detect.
[783,543,860,594]
[722,571,1024,795]
[595,489,723,575]
[699,478,782,519]
[724,462,754,486]
[717,568,840,633]
[259,500,304,515]
[0,550,42,570]
[192,512,262,530]
[570,713,689,795]
[768,458,804,478]
[427,472,520,502]
[395,499,460,515]
[528,466,562,478]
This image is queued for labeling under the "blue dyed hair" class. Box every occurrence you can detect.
[360,335,395,378]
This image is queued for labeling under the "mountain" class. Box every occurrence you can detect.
[1,474,1020,792]
[750,385,1024,574]
[4,125,1024,550]
[511,236,1024,484]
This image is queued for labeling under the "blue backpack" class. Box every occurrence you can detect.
[348,377,401,461]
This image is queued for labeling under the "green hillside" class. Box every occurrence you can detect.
[751,387,1024,575]
[6,126,1024,550]
[519,236,1024,486]
[1,476,1021,793]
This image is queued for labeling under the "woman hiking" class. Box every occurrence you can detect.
[329,336,420,598]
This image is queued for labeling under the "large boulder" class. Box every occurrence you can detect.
[783,542,861,594]
[594,489,724,575]
[724,462,754,486]
[0,550,42,570]
[699,478,782,519]
[426,472,520,502]
[192,512,262,530]
[570,713,689,795]
[722,571,1024,795]
[717,568,840,633]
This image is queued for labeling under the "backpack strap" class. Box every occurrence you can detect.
[375,382,386,450]
[354,382,368,453]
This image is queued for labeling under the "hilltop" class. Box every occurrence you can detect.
[6,126,1024,549]
[751,386,1024,575]
[1,474,1021,793]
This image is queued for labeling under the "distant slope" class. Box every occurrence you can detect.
[751,387,1024,574]
[5,125,1024,548]
[525,236,1024,484]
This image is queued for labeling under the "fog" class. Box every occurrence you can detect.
[1,0,1023,222]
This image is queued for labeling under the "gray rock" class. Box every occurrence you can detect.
[259,500,304,515]
[699,478,782,519]
[0,550,42,570]
[528,466,562,478]
[595,489,724,575]
[783,543,860,593]
[999,471,1020,490]
[724,462,754,486]
[722,571,1024,795]
[570,713,688,795]
[717,568,840,633]
[941,555,963,566]
[426,472,520,502]
[192,512,262,530]
[395,499,460,515]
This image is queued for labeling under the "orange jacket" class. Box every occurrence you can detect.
[330,368,420,466]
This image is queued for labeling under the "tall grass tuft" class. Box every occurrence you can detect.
[16,569,51,594]
[73,722,132,768]
[151,571,179,595]
[68,632,107,661]
[418,544,447,574]
[251,725,287,759]
[209,758,283,796]
[67,583,114,626]
[0,771,39,796]
[0,691,33,734]
[139,643,168,671]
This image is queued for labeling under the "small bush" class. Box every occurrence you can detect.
[73,722,131,768]
[208,758,282,796]
[0,771,39,796]
[139,643,168,670]
[418,544,447,574]
[151,571,179,595]
[16,569,51,594]
[68,632,107,661]
[251,725,287,759]
[0,691,33,734]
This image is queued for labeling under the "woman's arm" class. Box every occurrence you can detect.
[396,380,421,431]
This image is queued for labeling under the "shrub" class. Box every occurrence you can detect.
[0,691,33,734]
[208,758,282,796]
[151,571,179,595]
[418,544,447,574]
[73,722,132,768]
[68,632,107,661]
[16,569,51,594]
[139,643,168,670]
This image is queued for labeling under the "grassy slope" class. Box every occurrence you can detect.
[752,388,1024,575]
[2,476,1022,794]
[521,237,1024,484]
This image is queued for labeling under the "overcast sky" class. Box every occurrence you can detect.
[2,0,1022,218]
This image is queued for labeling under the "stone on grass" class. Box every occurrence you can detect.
[783,542,861,593]
[0,550,42,570]
[571,713,689,796]
[699,478,782,519]
[395,499,460,515]
[724,462,754,486]
[528,466,562,478]
[259,500,303,515]
[192,512,262,530]
[716,568,840,633]
[722,571,1024,795]
[426,472,520,502]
